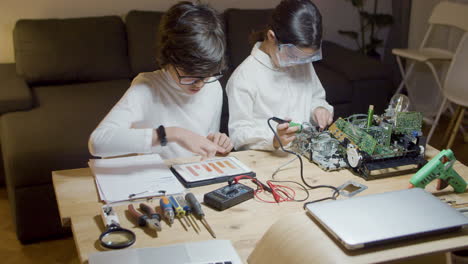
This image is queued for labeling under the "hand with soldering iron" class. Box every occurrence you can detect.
[272,117,300,149]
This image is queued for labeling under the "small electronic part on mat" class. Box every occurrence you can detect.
[204,183,254,211]
[337,180,368,197]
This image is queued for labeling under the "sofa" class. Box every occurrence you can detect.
[0,9,394,243]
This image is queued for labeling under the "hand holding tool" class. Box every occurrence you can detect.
[160,196,175,225]
[271,117,302,133]
[127,203,162,231]
[409,149,466,193]
[185,192,216,238]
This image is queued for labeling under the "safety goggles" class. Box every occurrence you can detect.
[276,43,322,67]
[174,67,223,85]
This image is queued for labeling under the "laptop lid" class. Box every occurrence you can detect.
[89,240,243,264]
[306,188,468,250]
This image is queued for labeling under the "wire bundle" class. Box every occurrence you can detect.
[230,175,307,203]
[267,117,340,208]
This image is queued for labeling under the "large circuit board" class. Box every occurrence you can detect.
[328,118,377,155]
[292,105,426,179]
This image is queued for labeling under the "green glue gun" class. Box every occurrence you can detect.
[271,117,302,133]
[409,149,467,193]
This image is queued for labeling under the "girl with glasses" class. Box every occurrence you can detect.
[227,0,333,151]
[89,1,233,160]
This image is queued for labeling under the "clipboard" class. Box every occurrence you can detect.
[170,156,256,188]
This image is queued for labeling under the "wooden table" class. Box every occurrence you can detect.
[52,146,468,263]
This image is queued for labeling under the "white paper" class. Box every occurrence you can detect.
[89,154,186,203]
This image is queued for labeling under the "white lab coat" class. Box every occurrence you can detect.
[227,42,333,151]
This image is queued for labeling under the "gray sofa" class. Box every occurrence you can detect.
[0,9,394,243]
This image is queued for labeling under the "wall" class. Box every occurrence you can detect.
[407,0,468,118]
[0,0,392,63]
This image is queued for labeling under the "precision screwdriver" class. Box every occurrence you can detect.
[185,192,216,238]
[160,196,175,225]
[169,195,191,227]
[176,195,199,231]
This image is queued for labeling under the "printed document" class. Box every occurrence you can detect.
[89,154,186,203]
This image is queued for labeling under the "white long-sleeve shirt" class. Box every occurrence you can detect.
[227,42,333,151]
[89,69,222,159]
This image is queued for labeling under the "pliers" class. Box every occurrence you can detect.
[128,203,162,231]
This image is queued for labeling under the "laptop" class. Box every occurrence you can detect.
[306,188,468,250]
[89,240,243,264]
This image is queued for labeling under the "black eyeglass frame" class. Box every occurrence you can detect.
[174,67,223,85]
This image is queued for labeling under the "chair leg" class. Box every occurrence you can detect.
[394,58,416,97]
[446,107,465,149]
[425,62,445,94]
[427,97,447,145]
[442,105,462,145]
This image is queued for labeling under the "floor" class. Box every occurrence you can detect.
[0,116,465,264]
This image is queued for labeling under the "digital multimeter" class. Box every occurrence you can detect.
[204,183,254,211]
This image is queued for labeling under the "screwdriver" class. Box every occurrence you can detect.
[159,196,175,225]
[176,195,199,231]
[169,195,191,227]
[185,192,216,238]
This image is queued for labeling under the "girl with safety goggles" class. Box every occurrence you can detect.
[227,0,333,151]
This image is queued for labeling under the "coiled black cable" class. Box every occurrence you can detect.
[267,117,340,208]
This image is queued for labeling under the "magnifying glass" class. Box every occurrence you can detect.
[100,205,136,249]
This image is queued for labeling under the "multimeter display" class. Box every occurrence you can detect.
[204,183,254,211]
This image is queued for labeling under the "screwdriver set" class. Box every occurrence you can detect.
[126,193,216,238]
[204,183,254,211]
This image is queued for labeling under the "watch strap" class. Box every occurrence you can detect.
[157,125,167,146]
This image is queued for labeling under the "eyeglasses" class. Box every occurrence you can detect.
[276,43,322,67]
[174,67,223,85]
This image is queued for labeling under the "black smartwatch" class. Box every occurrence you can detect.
[157,125,167,146]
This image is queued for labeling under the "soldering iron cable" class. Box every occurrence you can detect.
[267,117,340,208]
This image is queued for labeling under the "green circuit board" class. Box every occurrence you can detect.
[394,112,423,134]
[330,118,377,155]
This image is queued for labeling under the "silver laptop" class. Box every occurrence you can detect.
[89,240,243,264]
[306,188,468,250]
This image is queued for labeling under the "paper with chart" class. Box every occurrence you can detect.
[171,156,253,183]
[89,154,186,203]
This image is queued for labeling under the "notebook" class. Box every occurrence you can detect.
[171,156,255,188]
[88,240,243,264]
[306,188,468,250]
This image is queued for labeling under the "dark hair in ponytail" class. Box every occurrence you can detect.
[250,0,322,49]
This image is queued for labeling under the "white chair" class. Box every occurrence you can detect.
[392,1,468,143]
[427,32,468,149]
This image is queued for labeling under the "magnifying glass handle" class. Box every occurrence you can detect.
[101,205,120,227]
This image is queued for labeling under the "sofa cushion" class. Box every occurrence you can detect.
[13,16,131,84]
[351,79,394,114]
[0,63,32,114]
[321,41,392,81]
[125,10,164,76]
[1,79,130,188]
[314,64,352,105]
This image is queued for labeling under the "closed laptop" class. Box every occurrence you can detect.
[306,188,468,250]
[89,240,242,264]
